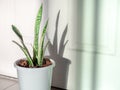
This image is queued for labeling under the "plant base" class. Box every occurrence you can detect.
[14,59,55,90]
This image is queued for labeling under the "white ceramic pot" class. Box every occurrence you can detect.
[14,59,55,90]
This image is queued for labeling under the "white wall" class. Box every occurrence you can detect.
[1,0,120,90]
[49,0,120,90]
[68,0,120,90]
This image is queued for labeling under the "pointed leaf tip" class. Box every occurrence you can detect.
[11,25,23,41]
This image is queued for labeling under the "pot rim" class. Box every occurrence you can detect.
[14,59,55,70]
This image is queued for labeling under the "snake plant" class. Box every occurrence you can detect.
[12,4,48,67]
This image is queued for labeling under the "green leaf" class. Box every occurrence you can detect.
[12,25,33,66]
[32,45,38,65]
[33,4,43,60]
[21,40,33,61]
[12,25,23,41]
[12,41,34,67]
[37,20,48,66]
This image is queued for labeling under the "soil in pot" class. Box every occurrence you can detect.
[17,58,52,68]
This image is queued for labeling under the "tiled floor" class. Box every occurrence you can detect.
[0,75,63,90]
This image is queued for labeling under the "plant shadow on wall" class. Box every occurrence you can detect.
[46,11,71,89]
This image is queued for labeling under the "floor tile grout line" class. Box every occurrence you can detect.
[0,74,18,85]
[0,74,17,80]
[0,74,18,90]
[3,82,17,90]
